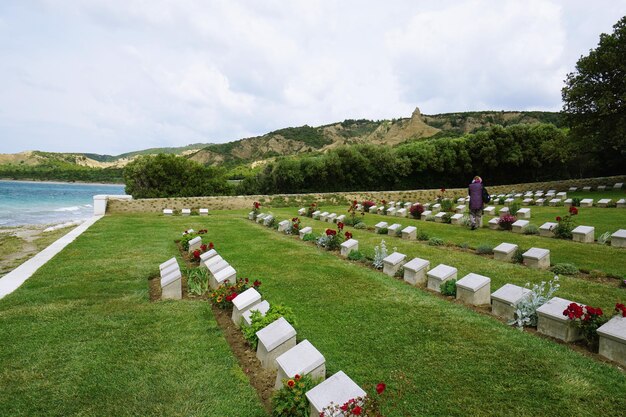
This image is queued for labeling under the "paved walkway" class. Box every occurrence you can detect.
[0,216,103,300]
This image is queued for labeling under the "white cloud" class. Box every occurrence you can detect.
[0,0,625,154]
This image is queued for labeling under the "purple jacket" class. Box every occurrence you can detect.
[468,182,484,210]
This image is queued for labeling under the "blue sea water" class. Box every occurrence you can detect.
[0,181,126,227]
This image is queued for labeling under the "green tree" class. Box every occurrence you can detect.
[562,16,626,174]
[123,154,230,198]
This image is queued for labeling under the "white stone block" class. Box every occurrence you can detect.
[512,219,529,234]
[404,202,412,209]
[423,203,431,210]
[403,257,430,285]
[611,229,626,248]
[564,198,573,207]
[493,243,518,262]
[376,206,385,214]
[491,284,531,320]
[319,212,329,222]
[535,198,545,206]
[163,208,173,215]
[539,222,557,238]
[450,213,464,225]
[597,198,612,208]
[504,198,515,206]
[488,217,500,230]
[522,247,550,269]
[434,212,447,222]
[336,214,346,223]
[248,211,255,220]
[386,207,396,216]
[208,259,229,276]
[203,254,223,271]
[256,213,267,223]
[275,340,326,389]
[572,225,594,243]
[582,186,591,192]
[327,213,337,223]
[299,226,313,239]
[455,205,466,213]
[298,208,306,216]
[401,226,417,240]
[232,288,262,327]
[199,249,217,263]
[457,197,466,203]
[456,273,491,305]
[580,198,593,207]
[569,187,578,192]
[597,316,626,366]
[256,317,297,370]
[278,220,290,232]
[181,208,191,216]
[263,215,275,226]
[242,300,270,327]
[614,182,623,189]
[388,201,396,207]
[159,257,178,273]
[199,208,209,216]
[548,198,562,206]
[210,265,236,289]
[306,371,366,417]
[421,210,432,219]
[383,252,406,276]
[427,264,458,292]
[597,185,606,191]
[523,198,533,205]
[375,221,388,233]
[188,236,202,253]
[484,206,495,216]
[514,193,523,198]
[556,192,567,200]
[161,270,182,300]
[312,210,321,219]
[340,239,359,257]
[368,205,378,213]
[431,203,441,213]
[537,297,583,342]
[396,208,407,217]
[516,208,531,219]
[498,207,509,215]
[617,199,626,208]
[387,223,402,236]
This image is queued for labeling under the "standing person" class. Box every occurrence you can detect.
[468,176,488,230]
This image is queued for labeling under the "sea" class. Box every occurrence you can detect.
[0,180,126,227]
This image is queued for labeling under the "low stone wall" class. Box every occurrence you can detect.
[106,175,626,214]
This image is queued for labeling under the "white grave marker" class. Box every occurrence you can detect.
[427,264,458,292]
[403,257,430,285]
[256,317,297,370]
[275,340,326,389]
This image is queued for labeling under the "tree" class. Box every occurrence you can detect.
[562,16,626,174]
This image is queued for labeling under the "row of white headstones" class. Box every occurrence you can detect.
[283,210,626,368]
[160,230,367,417]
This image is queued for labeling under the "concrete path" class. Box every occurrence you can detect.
[0,215,103,300]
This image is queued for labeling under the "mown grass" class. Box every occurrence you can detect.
[0,215,267,417]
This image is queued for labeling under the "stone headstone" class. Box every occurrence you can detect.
[611,229,626,248]
[456,273,491,305]
[564,198,573,207]
[298,208,307,216]
[369,205,378,213]
[504,198,515,206]
[404,202,412,209]
[319,212,329,222]
[375,221,388,233]
[248,211,255,220]
[421,210,432,219]
[539,222,557,237]
[597,185,606,191]
[401,226,417,240]
[210,265,236,289]
[403,257,430,285]
[256,213,267,223]
[161,269,182,300]
[208,259,229,276]
[522,198,533,205]
[256,317,297,370]
[199,208,209,216]
[382,252,406,276]
[582,186,592,192]
[386,207,396,216]
[522,247,550,269]
[548,198,562,207]
[242,300,271,327]
[572,225,594,243]
[434,212,447,222]
[568,187,578,192]
[232,288,262,327]
[488,217,500,230]
[278,220,290,232]
[597,198,612,208]
[617,198,626,208]
[450,213,464,225]
[493,243,518,262]
[516,208,531,219]
[484,206,495,216]
[556,192,567,200]
[327,213,337,223]
[181,208,191,216]
[203,254,223,271]
[498,207,509,215]
[535,198,545,206]
[455,205,466,213]
[336,214,346,223]
[427,264,458,293]
[511,219,529,234]
[263,215,274,226]
[597,316,626,366]
[536,297,583,342]
[580,198,593,207]
[340,239,359,257]
[200,249,218,263]
[312,210,321,219]
[491,283,531,320]
[396,208,407,217]
[188,236,202,253]
[299,226,313,239]
[614,182,623,189]
[163,208,173,215]
[159,257,178,273]
[305,371,366,417]
[387,223,402,235]
[275,340,326,390]
[431,203,441,213]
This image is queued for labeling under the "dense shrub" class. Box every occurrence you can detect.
[551,263,579,275]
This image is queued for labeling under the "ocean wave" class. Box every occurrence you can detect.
[54,206,83,212]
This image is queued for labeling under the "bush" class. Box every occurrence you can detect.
[242,305,296,349]
[347,250,365,261]
[417,231,430,241]
[272,374,318,417]
[377,227,388,235]
[571,197,581,207]
[498,214,517,230]
[428,237,444,246]
[551,263,579,275]
[441,213,452,224]
[425,215,436,222]
[441,199,454,212]
[409,203,425,219]
[512,247,526,264]
[440,279,457,296]
[553,214,575,239]
[372,240,388,269]
[524,224,539,235]
[510,277,560,328]
[302,233,317,242]
[509,202,521,216]
[476,244,494,255]
[354,222,367,230]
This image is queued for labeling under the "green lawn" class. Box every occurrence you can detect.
[1,211,625,416]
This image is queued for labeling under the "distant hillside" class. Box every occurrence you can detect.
[0,108,562,182]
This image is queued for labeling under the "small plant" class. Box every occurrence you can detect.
[497,214,517,230]
[512,247,525,264]
[354,222,367,229]
[186,267,210,296]
[302,233,317,242]
[498,196,506,205]
[347,250,365,261]
[306,203,317,217]
[441,199,454,213]
[286,217,301,235]
[272,373,318,417]
[440,279,457,296]
[568,205,579,215]
[242,304,296,349]
[551,263,579,275]
[372,240,388,270]
[417,230,430,241]
[252,201,261,219]
[428,237,444,246]
[571,197,581,207]
[317,228,342,251]
[509,276,560,328]
[460,214,471,227]
[409,203,424,219]
[524,224,539,235]
[425,214,436,222]
[347,200,364,226]
[476,244,494,255]
[320,381,389,417]
[553,214,575,239]
[394,266,405,278]
[441,213,452,224]
[509,202,521,216]
[362,200,375,212]
[377,227,388,235]
[563,303,608,351]
[458,242,469,249]
[597,231,611,245]
[209,278,261,309]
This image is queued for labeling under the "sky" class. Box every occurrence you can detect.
[0,1,625,155]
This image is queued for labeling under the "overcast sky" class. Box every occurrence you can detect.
[1,1,625,155]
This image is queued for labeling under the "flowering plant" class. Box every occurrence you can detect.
[347,200,364,226]
[252,201,261,219]
[320,382,388,416]
[552,213,575,239]
[362,200,375,212]
[568,206,579,215]
[306,203,317,217]
[209,277,261,309]
[497,214,517,230]
[272,373,318,417]
[285,217,301,235]
[191,242,214,261]
[615,303,626,317]
[345,231,353,240]
[409,203,424,219]
[563,302,608,350]
[379,200,387,215]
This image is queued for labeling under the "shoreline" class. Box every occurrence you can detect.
[0,178,125,187]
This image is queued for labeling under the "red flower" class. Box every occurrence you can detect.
[556,216,562,222]
[337,222,344,231]
[440,188,446,193]
[615,303,626,317]
[345,231,353,240]
[225,293,237,302]
[376,382,386,394]
[209,242,214,250]
[352,406,362,415]
[193,249,201,259]
[253,201,260,209]
[340,404,348,412]
[563,302,584,320]
[353,200,358,205]
[326,229,336,236]
[381,200,386,205]
[253,280,262,287]
[569,206,578,215]
[294,374,301,381]
[287,379,295,387]
[200,244,207,251]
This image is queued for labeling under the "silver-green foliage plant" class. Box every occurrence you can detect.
[372,239,388,270]
[524,224,539,235]
[509,276,560,329]
[597,231,611,245]
[186,267,210,296]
